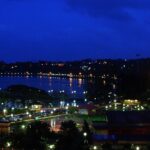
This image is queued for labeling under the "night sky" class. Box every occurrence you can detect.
[0,0,150,62]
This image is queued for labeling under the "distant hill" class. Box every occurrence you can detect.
[0,85,52,104]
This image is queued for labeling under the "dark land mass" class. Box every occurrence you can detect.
[0,85,52,104]
[0,58,150,103]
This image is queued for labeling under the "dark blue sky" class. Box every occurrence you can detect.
[0,0,150,62]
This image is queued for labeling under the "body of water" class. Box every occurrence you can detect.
[0,76,86,98]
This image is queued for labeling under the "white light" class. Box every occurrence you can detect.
[105,106,108,110]
[93,146,97,150]
[113,99,117,103]
[136,146,140,150]
[83,132,87,137]
[6,142,11,147]
[26,111,29,115]
[29,114,32,118]
[49,144,55,149]
[21,125,26,129]
[3,109,7,114]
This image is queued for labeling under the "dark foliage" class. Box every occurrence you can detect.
[55,120,89,150]
[0,84,52,104]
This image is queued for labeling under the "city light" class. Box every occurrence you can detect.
[3,109,7,115]
[93,146,97,150]
[136,146,140,150]
[21,125,26,129]
[6,142,11,148]
[49,144,55,149]
[83,132,87,137]
[25,106,28,109]
[29,114,32,118]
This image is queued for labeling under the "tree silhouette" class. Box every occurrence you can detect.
[82,120,93,145]
[55,120,88,150]
[12,121,57,150]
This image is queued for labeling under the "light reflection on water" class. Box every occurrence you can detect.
[0,76,86,97]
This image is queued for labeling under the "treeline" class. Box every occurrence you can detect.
[0,120,93,150]
[0,58,150,76]
[0,85,52,104]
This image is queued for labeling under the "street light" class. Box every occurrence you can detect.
[93,146,97,150]
[84,99,87,102]
[49,144,55,149]
[6,142,11,148]
[3,109,7,115]
[21,125,26,130]
[25,106,28,109]
[83,132,87,137]
[26,111,29,115]
[29,114,32,118]
[136,146,140,150]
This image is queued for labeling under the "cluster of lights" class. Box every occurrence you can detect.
[105,99,145,111]
[72,100,77,107]
[60,90,65,93]
[72,90,77,94]
[0,72,33,76]
[48,90,54,93]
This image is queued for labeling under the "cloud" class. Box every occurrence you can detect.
[0,0,150,61]
[65,0,150,21]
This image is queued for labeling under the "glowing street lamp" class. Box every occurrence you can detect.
[21,125,26,129]
[3,109,7,115]
[6,142,11,148]
[136,146,140,150]
[49,144,55,149]
[25,106,28,109]
[29,114,32,118]
[26,111,29,115]
[83,132,87,137]
[93,146,97,150]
